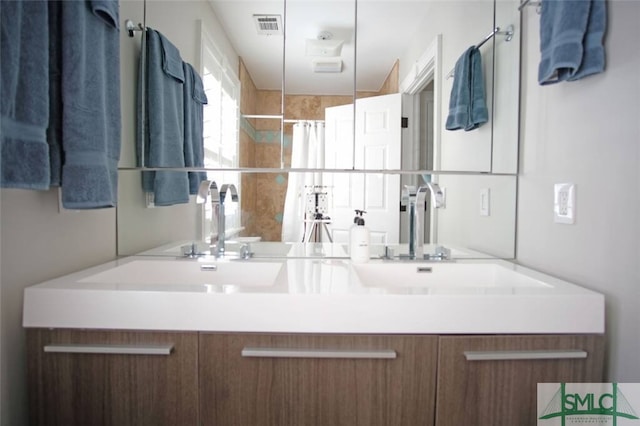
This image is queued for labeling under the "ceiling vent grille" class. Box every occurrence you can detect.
[253,15,282,36]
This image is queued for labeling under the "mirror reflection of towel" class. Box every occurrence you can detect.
[445,46,488,132]
[139,28,190,206]
[183,62,208,195]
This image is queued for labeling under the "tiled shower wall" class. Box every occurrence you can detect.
[239,60,399,241]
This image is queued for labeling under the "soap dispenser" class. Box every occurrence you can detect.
[350,210,370,263]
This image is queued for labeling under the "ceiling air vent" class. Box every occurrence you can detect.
[253,15,282,36]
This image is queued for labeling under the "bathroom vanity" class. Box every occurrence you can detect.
[24,254,605,426]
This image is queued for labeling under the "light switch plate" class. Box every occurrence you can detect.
[554,183,576,224]
[479,188,490,216]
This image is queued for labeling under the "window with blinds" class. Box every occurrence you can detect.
[200,24,241,237]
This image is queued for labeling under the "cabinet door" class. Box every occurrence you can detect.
[26,329,199,426]
[199,333,438,426]
[435,334,605,426]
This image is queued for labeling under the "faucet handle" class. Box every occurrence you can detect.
[401,185,417,206]
[381,245,394,260]
[240,243,253,259]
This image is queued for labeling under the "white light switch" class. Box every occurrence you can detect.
[554,183,576,224]
[479,188,490,216]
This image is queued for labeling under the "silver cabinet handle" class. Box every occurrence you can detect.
[44,343,174,356]
[463,349,588,361]
[241,347,397,359]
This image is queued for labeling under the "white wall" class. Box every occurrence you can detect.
[517,0,640,380]
[0,190,116,426]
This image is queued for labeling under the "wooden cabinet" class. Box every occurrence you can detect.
[198,333,439,426]
[26,329,199,426]
[27,330,605,426]
[434,334,606,426]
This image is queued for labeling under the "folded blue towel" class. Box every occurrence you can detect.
[56,0,121,209]
[445,46,488,131]
[139,28,189,206]
[567,0,606,81]
[1,0,51,190]
[538,0,606,84]
[183,62,208,194]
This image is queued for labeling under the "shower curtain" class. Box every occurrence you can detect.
[281,121,325,242]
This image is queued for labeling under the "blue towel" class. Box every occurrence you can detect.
[48,1,63,186]
[1,0,51,190]
[445,46,488,131]
[567,0,607,81]
[538,0,606,84]
[182,62,208,194]
[90,0,120,29]
[53,0,122,209]
[138,28,190,206]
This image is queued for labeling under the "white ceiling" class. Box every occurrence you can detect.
[208,0,435,95]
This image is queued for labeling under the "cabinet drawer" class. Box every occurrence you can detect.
[26,329,199,426]
[435,334,605,426]
[199,333,438,426]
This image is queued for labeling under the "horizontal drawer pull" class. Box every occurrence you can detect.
[464,349,588,361]
[44,343,174,356]
[241,347,397,359]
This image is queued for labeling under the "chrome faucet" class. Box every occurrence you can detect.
[402,182,445,260]
[216,183,239,257]
[196,180,221,254]
[196,181,240,257]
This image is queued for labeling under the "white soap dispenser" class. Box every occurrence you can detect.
[350,209,370,263]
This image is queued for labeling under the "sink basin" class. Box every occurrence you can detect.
[352,262,553,289]
[79,259,285,287]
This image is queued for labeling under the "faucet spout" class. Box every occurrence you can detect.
[196,180,221,254]
[403,182,445,260]
[424,182,444,208]
[403,186,429,259]
[216,183,239,257]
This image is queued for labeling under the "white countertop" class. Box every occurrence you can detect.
[23,255,604,334]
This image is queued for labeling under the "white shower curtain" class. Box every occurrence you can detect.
[281,121,325,242]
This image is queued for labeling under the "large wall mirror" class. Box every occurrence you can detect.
[117,0,520,259]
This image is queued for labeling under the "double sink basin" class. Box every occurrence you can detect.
[77,257,551,291]
[22,249,605,334]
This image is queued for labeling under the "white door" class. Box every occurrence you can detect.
[325,93,402,244]
[324,103,354,243]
